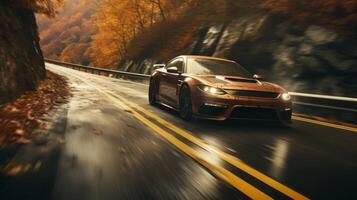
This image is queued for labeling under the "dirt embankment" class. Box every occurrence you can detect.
[0,71,70,145]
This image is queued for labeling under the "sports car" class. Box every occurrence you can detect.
[148,55,292,123]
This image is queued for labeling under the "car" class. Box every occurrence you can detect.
[148,55,292,123]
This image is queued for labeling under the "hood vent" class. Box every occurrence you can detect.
[225,78,257,83]
[205,77,229,84]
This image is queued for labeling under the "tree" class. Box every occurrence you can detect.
[38,0,96,63]
[90,0,196,66]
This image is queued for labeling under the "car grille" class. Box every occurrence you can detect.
[198,105,226,116]
[230,107,278,120]
[226,90,279,98]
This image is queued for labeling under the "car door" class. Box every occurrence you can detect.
[159,58,184,108]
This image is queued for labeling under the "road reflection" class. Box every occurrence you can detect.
[266,139,289,179]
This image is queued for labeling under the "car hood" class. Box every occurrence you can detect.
[191,75,285,93]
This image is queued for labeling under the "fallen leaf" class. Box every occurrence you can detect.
[93,128,103,135]
[15,129,25,135]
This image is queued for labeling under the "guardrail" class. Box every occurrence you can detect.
[45,59,150,83]
[290,92,357,113]
[290,92,356,124]
[45,59,357,124]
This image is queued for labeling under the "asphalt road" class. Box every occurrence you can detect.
[1,63,356,200]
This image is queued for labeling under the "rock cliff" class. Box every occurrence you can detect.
[192,13,357,96]
[124,12,357,97]
[0,1,46,105]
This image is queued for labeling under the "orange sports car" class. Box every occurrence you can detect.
[148,55,292,123]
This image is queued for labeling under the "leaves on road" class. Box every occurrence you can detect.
[0,71,70,145]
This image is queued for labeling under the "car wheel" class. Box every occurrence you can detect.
[179,85,193,120]
[149,79,158,105]
[278,110,292,127]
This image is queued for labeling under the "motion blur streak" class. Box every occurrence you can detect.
[292,116,357,133]
[50,64,310,200]
[59,66,273,200]
[113,94,310,200]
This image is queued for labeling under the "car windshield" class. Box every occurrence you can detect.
[186,58,253,78]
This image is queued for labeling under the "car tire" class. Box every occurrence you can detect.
[179,85,193,121]
[149,78,158,105]
[278,110,292,127]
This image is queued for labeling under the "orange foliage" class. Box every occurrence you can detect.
[89,0,204,67]
[126,14,200,61]
[0,71,69,144]
[38,0,96,65]
[60,43,91,64]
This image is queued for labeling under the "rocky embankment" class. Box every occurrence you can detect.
[0,1,45,105]
[121,12,357,97]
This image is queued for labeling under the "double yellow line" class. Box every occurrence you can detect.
[60,68,310,200]
[2,161,42,176]
[110,91,309,200]
[77,77,272,199]
[292,116,357,133]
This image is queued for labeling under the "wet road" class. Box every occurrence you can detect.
[1,63,357,200]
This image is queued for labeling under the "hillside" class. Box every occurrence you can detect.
[37,0,96,65]
[37,0,357,96]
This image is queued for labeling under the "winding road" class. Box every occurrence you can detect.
[1,63,356,200]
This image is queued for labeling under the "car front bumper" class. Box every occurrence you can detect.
[190,87,292,121]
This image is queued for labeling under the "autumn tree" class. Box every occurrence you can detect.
[38,0,96,64]
[90,0,202,67]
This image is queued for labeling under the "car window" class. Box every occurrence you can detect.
[175,59,183,72]
[166,58,184,72]
[186,58,252,78]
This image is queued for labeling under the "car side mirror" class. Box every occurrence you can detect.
[167,66,179,74]
[253,74,263,80]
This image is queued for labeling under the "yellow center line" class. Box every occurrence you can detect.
[292,116,357,133]
[132,110,272,200]
[62,69,273,200]
[22,163,32,173]
[110,94,309,200]
[7,165,22,176]
[33,161,42,172]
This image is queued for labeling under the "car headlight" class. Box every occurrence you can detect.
[281,93,291,101]
[199,85,226,95]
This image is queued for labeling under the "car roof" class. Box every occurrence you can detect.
[179,55,236,63]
